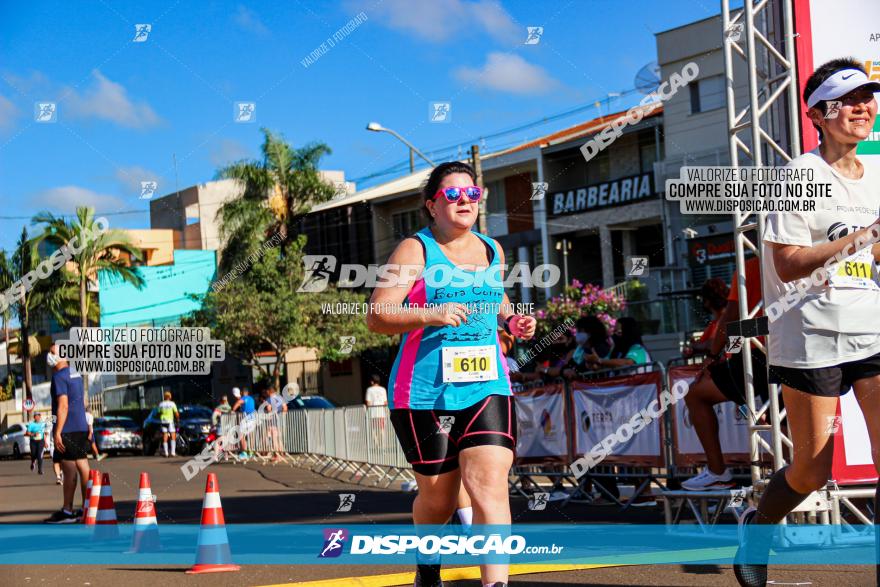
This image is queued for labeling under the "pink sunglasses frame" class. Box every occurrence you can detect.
[432,185,483,203]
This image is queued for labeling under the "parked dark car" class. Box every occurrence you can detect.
[286,395,338,410]
[94,417,142,455]
[142,405,213,456]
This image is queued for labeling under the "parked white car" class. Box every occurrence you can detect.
[0,423,31,458]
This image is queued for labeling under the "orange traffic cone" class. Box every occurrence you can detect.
[186,473,239,574]
[128,472,160,553]
[83,469,98,522]
[92,472,119,540]
[84,470,101,526]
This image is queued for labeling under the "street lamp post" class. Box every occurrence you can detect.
[555,238,573,287]
[366,122,436,173]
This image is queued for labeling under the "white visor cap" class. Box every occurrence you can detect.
[807,68,880,108]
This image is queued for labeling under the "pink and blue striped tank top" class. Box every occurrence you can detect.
[387,227,512,410]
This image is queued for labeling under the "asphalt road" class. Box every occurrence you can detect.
[0,454,872,586]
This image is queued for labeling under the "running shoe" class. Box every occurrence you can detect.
[74,508,84,521]
[44,509,79,524]
[55,475,63,485]
[97,453,108,462]
[238,451,249,459]
[30,461,35,472]
[681,467,735,491]
[413,564,443,587]
[733,506,768,587]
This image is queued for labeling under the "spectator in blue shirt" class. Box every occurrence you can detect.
[45,344,91,524]
[232,388,256,458]
[25,412,47,475]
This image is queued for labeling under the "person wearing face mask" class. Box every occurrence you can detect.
[537,327,577,379]
[563,316,614,378]
[44,344,91,524]
[585,317,651,372]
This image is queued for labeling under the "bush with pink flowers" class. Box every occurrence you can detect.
[535,279,626,337]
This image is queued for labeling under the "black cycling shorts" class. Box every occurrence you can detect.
[770,351,880,397]
[52,431,90,462]
[709,348,769,405]
[390,394,517,476]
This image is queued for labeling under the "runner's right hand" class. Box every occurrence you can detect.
[423,303,470,327]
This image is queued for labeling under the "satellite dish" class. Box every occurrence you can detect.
[634,61,662,95]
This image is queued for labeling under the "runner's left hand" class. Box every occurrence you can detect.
[509,315,536,340]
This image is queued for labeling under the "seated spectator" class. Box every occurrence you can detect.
[563,316,613,378]
[536,327,577,379]
[682,255,771,491]
[584,317,651,371]
[683,278,729,358]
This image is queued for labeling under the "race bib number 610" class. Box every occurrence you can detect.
[441,345,498,383]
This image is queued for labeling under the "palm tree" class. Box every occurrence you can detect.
[216,127,336,270]
[0,250,13,381]
[32,207,145,330]
[11,228,38,403]
[33,208,145,402]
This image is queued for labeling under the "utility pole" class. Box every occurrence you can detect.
[409,149,414,174]
[470,144,487,235]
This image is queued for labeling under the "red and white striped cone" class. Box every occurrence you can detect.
[92,472,119,540]
[83,469,98,523]
[186,473,239,574]
[84,470,102,526]
[128,472,160,553]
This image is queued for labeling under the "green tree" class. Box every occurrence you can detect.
[185,236,390,391]
[216,128,336,271]
[0,250,13,383]
[10,228,46,404]
[32,207,145,330]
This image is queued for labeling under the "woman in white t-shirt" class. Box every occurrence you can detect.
[735,58,880,587]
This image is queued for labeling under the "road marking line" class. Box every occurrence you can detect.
[255,562,621,586]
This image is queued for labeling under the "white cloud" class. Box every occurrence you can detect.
[114,166,162,194]
[2,71,51,95]
[357,0,519,43]
[65,70,161,128]
[32,186,126,214]
[454,52,560,94]
[0,94,18,132]
[234,5,269,36]
[210,138,251,167]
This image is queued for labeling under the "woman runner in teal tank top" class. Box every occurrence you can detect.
[367,162,536,587]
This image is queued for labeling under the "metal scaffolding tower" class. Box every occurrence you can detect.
[721,0,877,539]
[721,0,801,498]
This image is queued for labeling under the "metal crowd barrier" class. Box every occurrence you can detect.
[209,359,801,515]
[211,362,696,499]
[220,406,415,487]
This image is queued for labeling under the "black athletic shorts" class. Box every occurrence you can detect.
[770,351,880,397]
[52,431,90,462]
[709,348,769,405]
[389,394,517,476]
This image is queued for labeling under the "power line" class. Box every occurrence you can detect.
[0,210,149,220]
[350,88,646,184]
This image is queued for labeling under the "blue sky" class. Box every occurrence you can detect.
[0,0,727,252]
